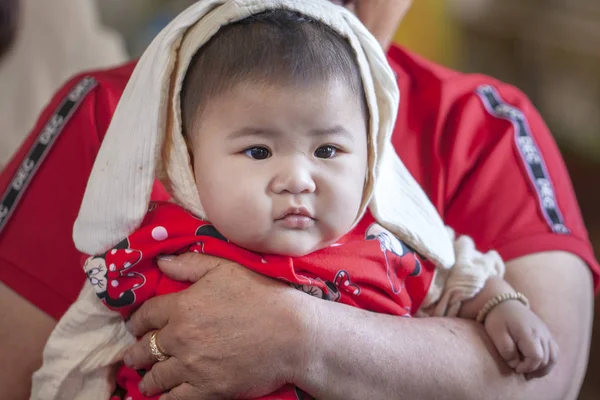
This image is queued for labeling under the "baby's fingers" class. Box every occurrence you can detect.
[515,336,544,374]
[549,338,559,370]
[525,338,559,379]
[490,329,520,369]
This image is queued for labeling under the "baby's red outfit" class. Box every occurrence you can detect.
[87,202,433,399]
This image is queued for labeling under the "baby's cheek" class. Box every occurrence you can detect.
[344,179,365,211]
[197,174,236,208]
[321,197,359,240]
[212,195,267,237]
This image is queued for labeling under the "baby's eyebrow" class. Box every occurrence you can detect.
[227,127,278,140]
[227,125,355,142]
[310,125,354,142]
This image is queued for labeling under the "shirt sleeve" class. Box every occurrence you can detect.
[0,70,169,319]
[440,81,600,291]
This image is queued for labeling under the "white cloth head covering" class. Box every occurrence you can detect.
[73,0,455,269]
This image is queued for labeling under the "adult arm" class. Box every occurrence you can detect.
[350,0,411,50]
[0,283,56,400]
[126,251,592,400]
[0,0,19,60]
[299,251,592,400]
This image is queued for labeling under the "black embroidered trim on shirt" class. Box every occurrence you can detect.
[0,76,97,236]
[475,84,569,234]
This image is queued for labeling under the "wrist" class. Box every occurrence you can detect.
[459,276,515,319]
[286,290,321,388]
[477,291,530,323]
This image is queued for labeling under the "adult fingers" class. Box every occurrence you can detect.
[157,252,234,283]
[139,357,185,397]
[124,329,170,370]
[159,383,211,400]
[126,292,176,336]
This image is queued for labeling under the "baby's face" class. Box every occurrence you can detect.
[188,80,368,256]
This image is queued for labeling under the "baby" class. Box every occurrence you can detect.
[32,2,557,400]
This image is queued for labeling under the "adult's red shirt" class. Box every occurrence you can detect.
[1,45,598,319]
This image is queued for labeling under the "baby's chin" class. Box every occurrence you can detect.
[243,243,323,258]
[237,233,336,257]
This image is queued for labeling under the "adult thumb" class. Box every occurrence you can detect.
[156,252,230,282]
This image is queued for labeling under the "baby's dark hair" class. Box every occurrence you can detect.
[180,9,368,136]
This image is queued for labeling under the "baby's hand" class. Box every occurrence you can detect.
[484,300,558,377]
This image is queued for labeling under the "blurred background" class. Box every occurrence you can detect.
[1,0,599,397]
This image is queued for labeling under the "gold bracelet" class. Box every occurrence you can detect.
[475,292,530,323]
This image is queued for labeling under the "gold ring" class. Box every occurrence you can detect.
[149,331,169,362]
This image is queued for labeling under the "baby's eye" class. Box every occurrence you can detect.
[244,147,271,160]
[314,145,338,159]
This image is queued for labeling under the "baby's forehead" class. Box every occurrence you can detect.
[185,79,367,143]
[179,9,366,136]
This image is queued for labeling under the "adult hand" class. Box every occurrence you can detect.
[332,0,412,49]
[123,253,315,399]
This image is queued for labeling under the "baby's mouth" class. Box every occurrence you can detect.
[275,207,315,229]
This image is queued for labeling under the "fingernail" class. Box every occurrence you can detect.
[123,354,133,368]
[157,254,175,262]
[138,381,147,394]
[125,320,133,333]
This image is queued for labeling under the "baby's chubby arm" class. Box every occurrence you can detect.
[459,276,559,375]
